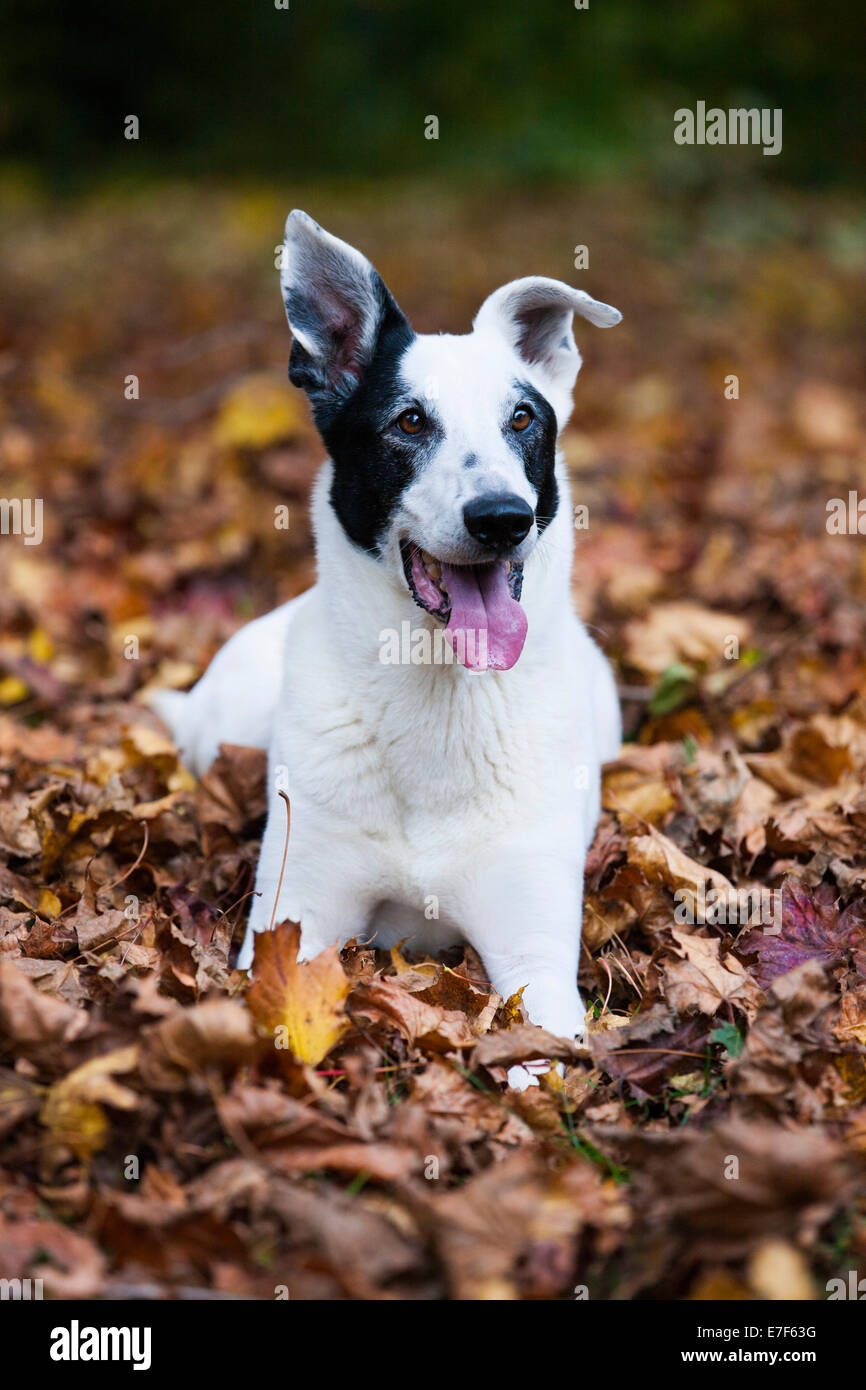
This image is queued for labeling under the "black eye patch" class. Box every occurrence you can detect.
[505,382,559,533]
[317,328,448,555]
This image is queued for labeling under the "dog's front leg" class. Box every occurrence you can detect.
[237,802,372,971]
[461,850,586,1089]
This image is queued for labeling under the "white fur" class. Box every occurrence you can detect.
[151,228,621,1089]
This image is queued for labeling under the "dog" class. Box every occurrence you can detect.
[151,210,622,1086]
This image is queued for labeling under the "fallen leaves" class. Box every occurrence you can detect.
[40,1045,140,1165]
[740,878,866,986]
[213,372,307,452]
[662,928,762,1019]
[601,1118,861,1297]
[729,960,836,1113]
[471,1024,584,1070]
[624,601,751,679]
[139,998,261,1089]
[0,1216,106,1298]
[247,921,350,1067]
[409,1149,629,1300]
[351,976,477,1052]
[0,960,89,1052]
[627,830,731,898]
[1,185,866,1301]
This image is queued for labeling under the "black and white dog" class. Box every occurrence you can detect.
[152,211,622,1085]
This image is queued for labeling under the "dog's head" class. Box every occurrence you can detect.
[280,210,621,671]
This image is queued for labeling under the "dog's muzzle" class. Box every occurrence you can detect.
[400,541,527,672]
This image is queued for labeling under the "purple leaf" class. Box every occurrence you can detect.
[739,877,866,986]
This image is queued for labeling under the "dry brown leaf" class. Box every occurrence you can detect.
[834,989,866,1046]
[0,1067,43,1139]
[352,976,477,1051]
[627,832,738,913]
[624,601,750,678]
[603,764,676,826]
[140,998,260,1089]
[471,1023,583,1070]
[0,959,89,1048]
[663,928,762,1018]
[0,1217,106,1298]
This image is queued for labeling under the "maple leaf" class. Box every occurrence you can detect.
[739,877,866,987]
[246,921,350,1067]
[663,928,762,1018]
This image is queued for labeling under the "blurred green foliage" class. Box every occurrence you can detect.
[0,0,862,191]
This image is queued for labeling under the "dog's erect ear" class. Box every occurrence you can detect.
[279,210,409,415]
[473,277,621,394]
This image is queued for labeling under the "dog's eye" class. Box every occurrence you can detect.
[511,404,533,432]
[397,409,425,436]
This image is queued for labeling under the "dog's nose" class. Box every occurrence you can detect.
[463,494,534,549]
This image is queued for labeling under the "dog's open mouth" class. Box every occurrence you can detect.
[400,541,528,672]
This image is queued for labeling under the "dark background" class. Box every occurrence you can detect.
[1,0,863,190]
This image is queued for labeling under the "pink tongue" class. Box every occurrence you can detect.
[441,563,528,671]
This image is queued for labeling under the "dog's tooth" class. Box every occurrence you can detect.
[428,560,441,582]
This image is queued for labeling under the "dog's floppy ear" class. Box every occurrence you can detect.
[473,277,621,394]
[279,210,409,415]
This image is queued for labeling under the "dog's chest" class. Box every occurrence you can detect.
[277,656,571,846]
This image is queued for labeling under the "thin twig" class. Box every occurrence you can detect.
[268,791,292,934]
[599,955,614,1016]
[103,822,149,892]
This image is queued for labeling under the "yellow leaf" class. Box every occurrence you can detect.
[0,674,28,706]
[38,888,62,919]
[748,1240,815,1301]
[689,1269,752,1300]
[28,627,55,663]
[667,1070,705,1092]
[85,747,127,786]
[603,766,675,826]
[40,1045,140,1162]
[167,764,196,793]
[498,987,526,1026]
[390,939,439,980]
[247,922,349,1066]
[123,724,177,761]
[835,1054,866,1106]
[214,374,305,451]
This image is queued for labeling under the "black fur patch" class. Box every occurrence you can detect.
[506,381,559,533]
[291,272,424,554]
